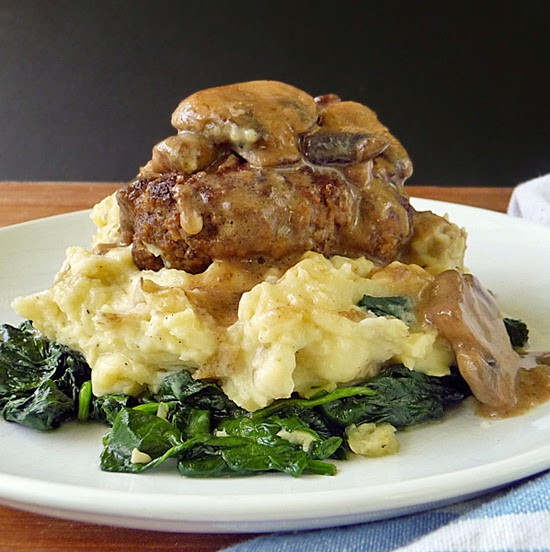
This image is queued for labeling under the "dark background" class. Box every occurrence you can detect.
[1,0,549,186]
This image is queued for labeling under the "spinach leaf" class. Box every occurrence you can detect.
[358,295,414,325]
[100,408,183,473]
[0,323,45,390]
[503,317,529,348]
[178,450,238,478]
[319,365,469,429]
[213,416,340,476]
[187,409,211,437]
[311,436,343,461]
[2,380,75,430]
[0,322,90,429]
[154,370,245,422]
[77,381,93,421]
[176,435,260,478]
[54,353,90,403]
[220,441,310,477]
[89,393,134,425]
[0,322,61,396]
[301,418,348,460]
[251,386,376,420]
[156,369,219,400]
[131,400,213,439]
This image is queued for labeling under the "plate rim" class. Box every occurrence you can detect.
[0,441,548,524]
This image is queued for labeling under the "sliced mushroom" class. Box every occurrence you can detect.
[319,101,412,184]
[171,81,318,167]
[140,132,219,178]
[423,270,519,413]
[300,132,389,165]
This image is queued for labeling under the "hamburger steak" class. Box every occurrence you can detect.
[117,81,415,273]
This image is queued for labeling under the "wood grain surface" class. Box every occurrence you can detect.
[0,182,514,551]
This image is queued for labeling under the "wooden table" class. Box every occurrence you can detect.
[0,182,514,551]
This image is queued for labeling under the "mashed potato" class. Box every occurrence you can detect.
[404,210,467,274]
[13,194,456,411]
[217,254,453,410]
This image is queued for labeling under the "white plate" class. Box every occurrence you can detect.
[0,199,549,533]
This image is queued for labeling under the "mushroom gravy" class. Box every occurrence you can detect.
[421,269,550,417]
[476,363,550,419]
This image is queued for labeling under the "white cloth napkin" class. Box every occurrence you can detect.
[508,173,550,225]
